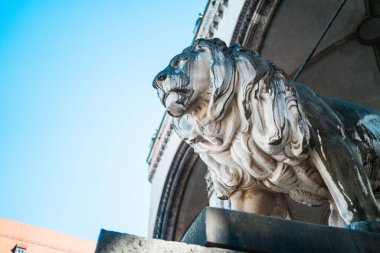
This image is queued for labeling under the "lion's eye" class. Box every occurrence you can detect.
[195,45,206,52]
[172,58,186,68]
[172,58,180,67]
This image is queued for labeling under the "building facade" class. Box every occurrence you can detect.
[148,0,380,241]
[0,218,96,253]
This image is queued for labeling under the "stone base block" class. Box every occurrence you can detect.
[182,207,380,253]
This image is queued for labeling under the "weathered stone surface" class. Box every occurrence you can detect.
[182,207,380,253]
[152,38,380,227]
[95,229,237,253]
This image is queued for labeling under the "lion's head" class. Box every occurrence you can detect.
[153,39,306,152]
[153,38,273,121]
[152,39,235,118]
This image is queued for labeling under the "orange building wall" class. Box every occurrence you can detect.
[0,218,96,253]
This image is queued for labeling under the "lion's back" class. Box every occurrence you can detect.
[327,97,380,191]
[294,82,380,191]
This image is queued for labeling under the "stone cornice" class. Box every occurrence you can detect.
[195,0,229,40]
[147,114,173,182]
[231,0,281,51]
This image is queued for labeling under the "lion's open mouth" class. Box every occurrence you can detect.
[164,88,192,105]
[164,89,193,117]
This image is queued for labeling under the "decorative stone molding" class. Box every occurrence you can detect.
[195,0,229,39]
[152,142,198,240]
[231,0,280,51]
[147,115,173,182]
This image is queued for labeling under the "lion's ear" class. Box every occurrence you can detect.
[230,42,241,48]
[230,43,258,56]
[211,38,227,49]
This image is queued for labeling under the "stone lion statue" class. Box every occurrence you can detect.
[152,38,380,229]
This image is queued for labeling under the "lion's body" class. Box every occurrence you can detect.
[296,83,380,191]
[153,38,380,226]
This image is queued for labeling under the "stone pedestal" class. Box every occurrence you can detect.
[95,229,235,253]
[182,207,380,253]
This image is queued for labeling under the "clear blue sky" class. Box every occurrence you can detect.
[0,0,206,241]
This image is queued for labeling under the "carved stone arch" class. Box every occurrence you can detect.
[153,141,208,241]
[230,0,281,50]
[254,0,380,110]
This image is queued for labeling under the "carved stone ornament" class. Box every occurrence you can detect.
[152,38,380,229]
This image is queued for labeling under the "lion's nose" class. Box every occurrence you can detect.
[157,73,167,82]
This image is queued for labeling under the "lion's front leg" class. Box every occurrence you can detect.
[230,188,289,218]
[328,201,346,227]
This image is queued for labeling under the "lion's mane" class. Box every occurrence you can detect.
[173,39,315,202]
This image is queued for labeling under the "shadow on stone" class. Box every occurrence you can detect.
[182,207,380,253]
